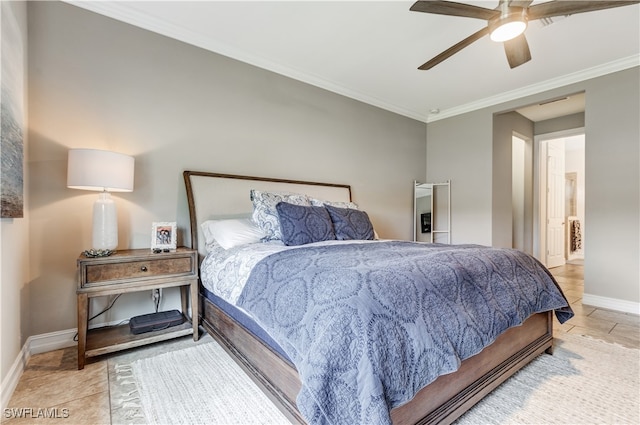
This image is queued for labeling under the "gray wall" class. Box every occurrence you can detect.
[492,112,534,252]
[426,67,640,306]
[26,2,426,336]
[535,112,585,135]
[426,112,493,244]
[584,69,639,303]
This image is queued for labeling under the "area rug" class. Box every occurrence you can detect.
[455,333,639,424]
[108,335,290,425]
[109,333,639,425]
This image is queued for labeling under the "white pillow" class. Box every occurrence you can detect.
[201,218,266,250]
[310,197,359,210]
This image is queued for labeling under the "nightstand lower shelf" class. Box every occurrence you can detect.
[85,315,194,358]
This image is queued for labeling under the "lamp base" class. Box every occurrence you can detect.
[92,192,118,251]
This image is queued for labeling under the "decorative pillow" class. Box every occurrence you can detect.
[325,204,375,241]
[201,218,267,250]
[310,197,359,210]
[276,202,335,246]
[250,190,310,241]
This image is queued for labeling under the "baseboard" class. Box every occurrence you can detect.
[0,342,30,412]
[1,328,77,412]
[582,293,640,315]
[28,328,78,355]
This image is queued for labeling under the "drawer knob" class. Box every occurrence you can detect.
[140,266,148,272]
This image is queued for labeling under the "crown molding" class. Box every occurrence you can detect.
[63,1,426,122]
[64,2,638,125]
[426,55,640,123]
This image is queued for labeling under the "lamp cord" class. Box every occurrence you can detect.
[73,294,122,342]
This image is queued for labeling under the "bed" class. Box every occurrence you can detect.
[183,170,573,425]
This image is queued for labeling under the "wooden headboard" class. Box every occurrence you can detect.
[183,171,352,259]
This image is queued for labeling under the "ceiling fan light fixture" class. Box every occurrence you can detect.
[490,17,527,42]
[489,2,528,43]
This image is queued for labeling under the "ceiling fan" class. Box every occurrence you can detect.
[410,0,640,70]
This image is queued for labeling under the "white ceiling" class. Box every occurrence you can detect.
[66,1,640,123]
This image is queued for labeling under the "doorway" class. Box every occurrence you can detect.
[536,129,585,268]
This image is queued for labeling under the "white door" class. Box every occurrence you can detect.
[546,139,566,268]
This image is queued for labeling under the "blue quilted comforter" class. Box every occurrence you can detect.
[237,241,573,425]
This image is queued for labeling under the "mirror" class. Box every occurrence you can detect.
[414,180,451,243]
[414,183,432,242]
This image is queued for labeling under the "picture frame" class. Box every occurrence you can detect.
[1,2,25,218]
[151,222,177,251]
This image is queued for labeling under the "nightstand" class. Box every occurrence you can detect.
[76,247,199,369]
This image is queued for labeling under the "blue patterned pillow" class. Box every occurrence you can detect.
[251,190,310,241]
[276,202,336,246]
[325,204,374,241]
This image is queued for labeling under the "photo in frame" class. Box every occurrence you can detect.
[151,222,177,251]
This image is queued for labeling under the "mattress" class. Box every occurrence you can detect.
[201,285,291,361]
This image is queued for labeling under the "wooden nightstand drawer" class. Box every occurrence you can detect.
[85,257,192,285]
[77,248,197,290]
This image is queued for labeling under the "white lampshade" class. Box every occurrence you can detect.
[67,149,135,251]
[67,149,134,192]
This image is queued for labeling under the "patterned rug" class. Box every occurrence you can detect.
[109,332,639,425]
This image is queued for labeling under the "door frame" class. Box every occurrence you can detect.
[533,127,585,266]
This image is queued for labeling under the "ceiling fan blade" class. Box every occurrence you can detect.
[410,1,498,20]
[528,0,639,21]
[503,33,531,69]
[418,27,490,70]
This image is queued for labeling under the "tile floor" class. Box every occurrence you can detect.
[3,263,639,424]
[550,263,639,349]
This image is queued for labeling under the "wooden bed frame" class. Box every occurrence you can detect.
[183,170,554,425]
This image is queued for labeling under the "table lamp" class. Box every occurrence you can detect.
[67,149,134,253]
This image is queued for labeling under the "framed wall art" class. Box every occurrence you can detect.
[1,2,25,218]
